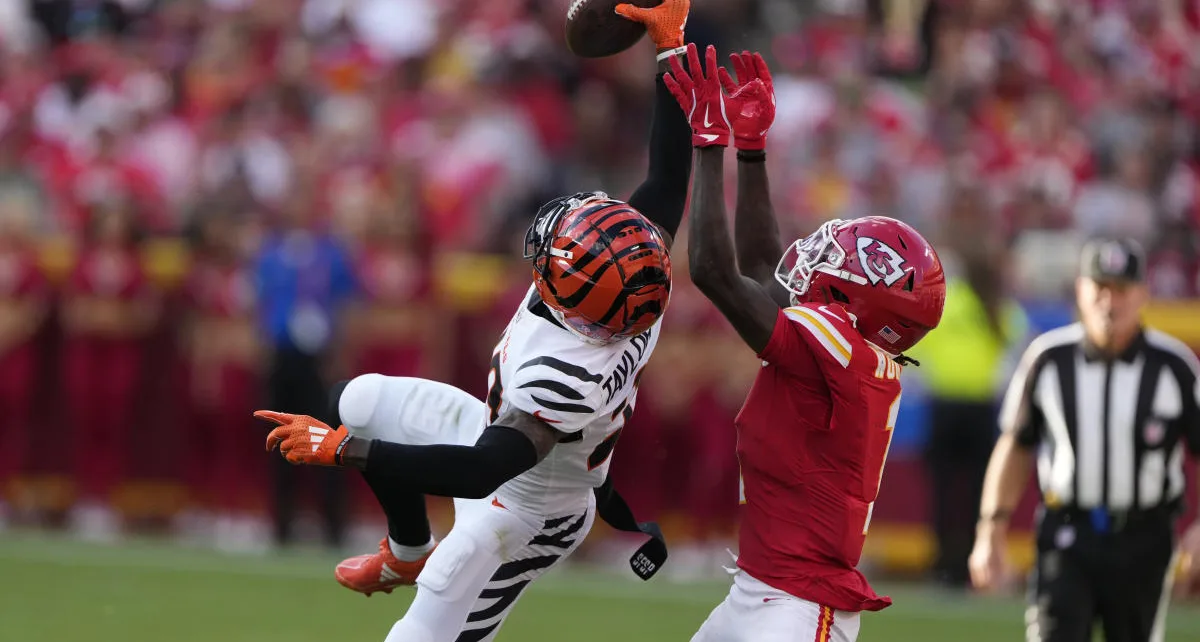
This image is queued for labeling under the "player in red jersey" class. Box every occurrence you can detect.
[664,44,947,641]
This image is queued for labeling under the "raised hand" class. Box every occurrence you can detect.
[615,0,690,51]
[663,43,731,148]
[717,51,775,151]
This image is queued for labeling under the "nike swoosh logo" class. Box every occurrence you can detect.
[532,410,562,424]
[698,133,719,143]
[762,597,787,603]
[703,105,713,127]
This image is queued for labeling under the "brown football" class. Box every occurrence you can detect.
[564,0,657,58]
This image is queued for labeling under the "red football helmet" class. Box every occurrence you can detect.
[525,191,672,344]
[774,216,946,354]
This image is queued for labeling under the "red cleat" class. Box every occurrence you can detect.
[334,538,436,596]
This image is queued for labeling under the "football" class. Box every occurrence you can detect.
[565,0,657,58]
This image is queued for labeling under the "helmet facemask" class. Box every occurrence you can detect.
[524,191,610,274]
[774,219,868,304]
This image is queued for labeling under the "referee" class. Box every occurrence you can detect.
[969,237,1200,641]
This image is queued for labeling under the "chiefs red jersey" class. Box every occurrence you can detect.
[734,303,902,612]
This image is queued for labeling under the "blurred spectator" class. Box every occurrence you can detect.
[254,184,356,548]
[61,198,159,541]
[1072,141,1158,248]
[179,209,268,552]
[343,182,440,381]
[0,190,49,526]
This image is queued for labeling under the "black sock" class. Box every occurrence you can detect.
[361,469,432,546]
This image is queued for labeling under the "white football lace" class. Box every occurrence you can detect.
[566,0,588,21]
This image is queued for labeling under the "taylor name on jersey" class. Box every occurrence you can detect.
[485,286,661,514]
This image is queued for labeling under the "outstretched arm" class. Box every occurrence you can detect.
[259,407,561,500]
[718,51,788,303]
[665,45,781,353]
[734,153,785,291]
[341,409,559,499]
[687,146,781,354]
[619,0,694,247]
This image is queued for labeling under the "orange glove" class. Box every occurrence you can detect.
[615,0,689,51]
[255,410,352,466]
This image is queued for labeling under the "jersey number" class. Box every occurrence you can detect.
[587,405,630,470]
[862,392,902,536]
[588,367,643,469]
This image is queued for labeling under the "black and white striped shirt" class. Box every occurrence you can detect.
[1000,323,1200,511]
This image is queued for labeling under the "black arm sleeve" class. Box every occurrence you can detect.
[627,73,693,243]
[364,426,538,499]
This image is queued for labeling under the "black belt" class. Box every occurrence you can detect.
[593,476,667,580]
[1044,503,1179,534]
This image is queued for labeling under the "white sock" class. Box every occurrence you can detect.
[389,536,436,562]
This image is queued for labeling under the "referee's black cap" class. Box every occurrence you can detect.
[1079,237,1146,284]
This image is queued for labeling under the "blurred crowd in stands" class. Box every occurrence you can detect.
[0,0,1198,582]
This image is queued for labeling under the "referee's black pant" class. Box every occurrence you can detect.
[266,346,347,548]
[1029,506,1176,642]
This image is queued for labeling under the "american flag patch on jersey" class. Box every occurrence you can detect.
[879,326,901,344]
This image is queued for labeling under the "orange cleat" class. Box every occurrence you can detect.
[334,538,436,596]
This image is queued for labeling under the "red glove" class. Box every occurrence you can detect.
[717,51,776,151]
[664,43,731,148]
[255,410,352,466]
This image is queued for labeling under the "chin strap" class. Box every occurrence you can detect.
[895,355,920,367]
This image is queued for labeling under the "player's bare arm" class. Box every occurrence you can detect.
[689,147,781,354]
[968,431,1035,591]
[664,44,780,354]
[256,409,563,500]
[733,158,786,300]
[718,52,790,307]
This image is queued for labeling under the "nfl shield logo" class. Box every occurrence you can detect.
[1143,418,1165,446]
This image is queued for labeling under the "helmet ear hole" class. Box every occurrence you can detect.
[829,286,851,304]
[903,273,915,292]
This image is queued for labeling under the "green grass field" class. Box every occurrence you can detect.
[1,533,1198,642]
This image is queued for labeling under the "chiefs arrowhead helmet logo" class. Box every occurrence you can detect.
[856,236,908,287]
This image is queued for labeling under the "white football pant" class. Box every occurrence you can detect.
[338,374,598,642]
[691,572,862,642]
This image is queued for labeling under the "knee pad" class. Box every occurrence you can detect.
[338,374,487,445]
[338,373,385,434]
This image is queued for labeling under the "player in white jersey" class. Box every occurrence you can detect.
[251,3,695,640]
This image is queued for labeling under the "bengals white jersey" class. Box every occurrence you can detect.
[484,285,660,514]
